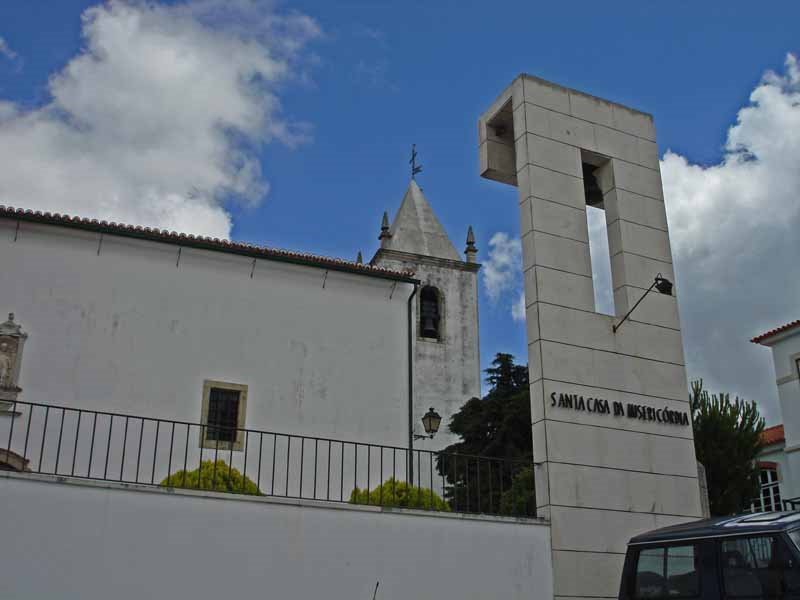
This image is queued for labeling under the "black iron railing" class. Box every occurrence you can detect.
[0,400,536,518]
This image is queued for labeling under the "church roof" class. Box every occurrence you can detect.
[0,205,418,284]
[382,180,460,261]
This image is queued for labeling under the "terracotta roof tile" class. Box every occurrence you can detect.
[761,424,785,446]
[0,205,417,283]
[751,320,800,345]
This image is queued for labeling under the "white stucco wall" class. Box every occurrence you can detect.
[763,330,800,501]
[0,218,414,449]
[0,473,553,600]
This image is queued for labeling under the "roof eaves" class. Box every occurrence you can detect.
[0,206,419,285]
[751,320,800,345]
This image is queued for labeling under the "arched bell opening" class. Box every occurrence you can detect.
[419,285,444,341]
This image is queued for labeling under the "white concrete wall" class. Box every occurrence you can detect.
[0,219,421,493]
[0,473,553,600]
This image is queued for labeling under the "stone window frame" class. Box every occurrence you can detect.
[199,380,248,452]
[417,284,446,343]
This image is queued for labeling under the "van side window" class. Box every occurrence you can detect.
[635,545,700,598]
[721,535,799,598]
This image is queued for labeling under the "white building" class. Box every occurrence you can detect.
[1,74,704,600]
[751,319,800,511]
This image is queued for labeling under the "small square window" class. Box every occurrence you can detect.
[200,380,247,451]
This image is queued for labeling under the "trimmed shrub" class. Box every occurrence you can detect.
[160,459,261,495]
[350,477,450,511]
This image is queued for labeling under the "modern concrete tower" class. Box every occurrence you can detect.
[478,76,702,600]
[372,180,481,449]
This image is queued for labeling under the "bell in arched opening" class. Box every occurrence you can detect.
[420,286,441,340]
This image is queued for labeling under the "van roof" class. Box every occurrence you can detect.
[629,512,800,546]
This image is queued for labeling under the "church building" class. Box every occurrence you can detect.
[0,177,480,467]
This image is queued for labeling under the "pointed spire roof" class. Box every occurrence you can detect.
[382,180,460,261]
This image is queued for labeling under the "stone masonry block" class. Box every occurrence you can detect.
[548,462,702,516]
[541,380,692,438]
[569,92,615,128]
[526,165,586,209]
[551,506,689,554]
[612,220,673,264]
[539,340,689,401]
[613,286,681,330]
[535,266,595,313]
[605,189,668,232]
[521,75,571,113]
[612,104,657,141]
[612,159,664,200]
[611,251,675,292]
[530,197,589,242]
[525,134,582,178]
[545,420,699,477]
[552,550,624,598]
[533,231,591,277]
[594,125,639,164]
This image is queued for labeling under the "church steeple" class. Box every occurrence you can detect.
[378,180,460,261]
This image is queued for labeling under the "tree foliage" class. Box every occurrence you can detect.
[691,379,765,516]
[436,353,535,516]
[350,478,450,511]
[160,459,261,495]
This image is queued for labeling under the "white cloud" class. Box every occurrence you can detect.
[0,36,16,60]
[484,54,800,422]
[483,232,521,300]
[483,232,526,320]
[0,0,320,238]
[662,53,800,422]
[511,292,526,322]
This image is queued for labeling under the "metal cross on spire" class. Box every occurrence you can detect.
[410,144,423,180]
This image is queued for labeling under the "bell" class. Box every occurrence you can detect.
[422,317,438,338]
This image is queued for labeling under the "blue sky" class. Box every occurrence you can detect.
[1,0,799,421]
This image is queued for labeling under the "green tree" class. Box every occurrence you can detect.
[161,459,261,495]
[436,353,534,516]
[691,379,765,515]
[350,478,450,511]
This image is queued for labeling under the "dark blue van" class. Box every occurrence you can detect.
[620,513,800,599]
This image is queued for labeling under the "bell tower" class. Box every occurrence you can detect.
[372,179,481,449]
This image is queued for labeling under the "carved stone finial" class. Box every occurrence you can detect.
[464,226,478,263]
[378,211,392,247]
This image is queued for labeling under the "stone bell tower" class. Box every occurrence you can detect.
[371,179,481,449]
[479,76,702,600]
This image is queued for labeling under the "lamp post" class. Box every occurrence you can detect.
[612,274,673,333]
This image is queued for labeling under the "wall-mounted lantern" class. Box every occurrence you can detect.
[612,274,674,333]
[415,407,442,440]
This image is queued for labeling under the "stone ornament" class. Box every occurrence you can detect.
[0,313,27,410]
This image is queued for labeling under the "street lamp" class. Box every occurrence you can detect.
[612,274,674,333]
[414,407,442,440]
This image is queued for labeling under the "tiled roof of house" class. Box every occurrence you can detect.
[751,320,800,345]
[0,205,418,284]
[761,424,785,446]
